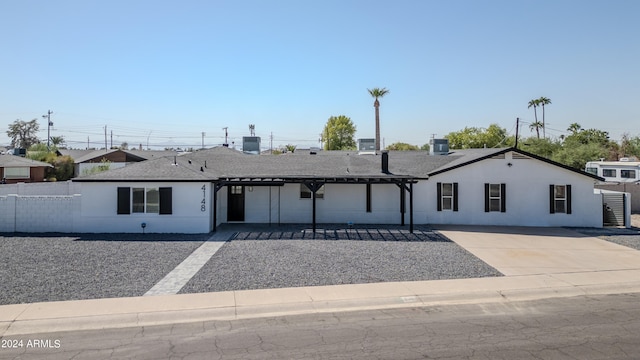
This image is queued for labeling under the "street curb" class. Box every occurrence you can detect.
[3,279,640,336]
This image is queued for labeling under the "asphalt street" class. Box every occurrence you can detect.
[2,292,639,359]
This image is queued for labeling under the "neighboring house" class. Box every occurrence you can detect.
[58,149,181,177]
[0,155,53,184]
[72,146,605,233]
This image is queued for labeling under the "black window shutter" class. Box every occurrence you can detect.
[159,187,173,215]
[436,182,442,211]
[366,183,372,213]
[500,183,506,213]
[453,183,459,212]
[484,183,489,212]
[117,187,130,215]
[566,185,572,214]
[549,184,555,214]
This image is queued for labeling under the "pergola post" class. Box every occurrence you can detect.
[409,182,414,233]
[304,181,324,233]
[400,180,406,226]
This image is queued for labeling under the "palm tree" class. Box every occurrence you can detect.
[567,123,582,135]
[50,135,65,148]
[527,99,540,129]
[367,87,389,151]
[537,97,551,138]
[529,121,544,139]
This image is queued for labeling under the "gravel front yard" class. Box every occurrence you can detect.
[179,225,502,294]
[0,233,207,305]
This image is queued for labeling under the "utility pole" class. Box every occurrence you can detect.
[515,118,520,148]
[104,125,108,152]
[42,110,53,151]
[201,132,205,149]
[249,124,255,136]
[87,136,90,150]
[270,132,273,154]
[222,127,228,147]
[110,130,113,149]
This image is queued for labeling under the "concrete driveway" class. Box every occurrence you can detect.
[435,226,640,276]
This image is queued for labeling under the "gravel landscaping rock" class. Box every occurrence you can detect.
[0,233,207,305]
[571,226,640,251]
[179,225,502,294]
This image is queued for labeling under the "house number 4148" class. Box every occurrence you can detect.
[201,185,206,212]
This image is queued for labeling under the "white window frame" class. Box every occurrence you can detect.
[441,183,454,211]
[554,185,567,213]
[4,167,30,179]
[488,184,502,212]
[132,187,159,214]
[602,169,616,178]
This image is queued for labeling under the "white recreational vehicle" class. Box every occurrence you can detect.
[585,158,640,183]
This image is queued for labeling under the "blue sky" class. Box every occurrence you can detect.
[1,0,638,150]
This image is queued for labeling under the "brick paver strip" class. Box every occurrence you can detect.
[144,231,236,296]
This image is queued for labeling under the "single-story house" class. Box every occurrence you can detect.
[58,149,182,177]
[0,155,53,184]
[72,146,606,233]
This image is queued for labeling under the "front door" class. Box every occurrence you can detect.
[227,185,245,221]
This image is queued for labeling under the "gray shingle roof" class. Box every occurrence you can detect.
[59,149,181,163]
[73,146,602,182]
[0,155,53,168]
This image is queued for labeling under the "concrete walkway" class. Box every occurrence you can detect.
[144,230,235,296]
[2,226,640,337]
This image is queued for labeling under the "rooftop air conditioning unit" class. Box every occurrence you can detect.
[429,138,449,155]
[242,136,261,155]
[358,138,376,155]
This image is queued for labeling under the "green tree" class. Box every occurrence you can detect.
[81,158,112,176]
[445,124,509,149]
[550,125,618,169]
[537,97,551,138]
[367,87,389,151]
[528,121,544,139]
[619,133,640,158]
[284,144,297,153]
[386,142,420,151]
[48,155,75,181]
[7,119,40,149]
[321,115,357,150]
[25,149,75,181]
[519,137,562,159]
[552,142,609,170]
[420,143,430,151]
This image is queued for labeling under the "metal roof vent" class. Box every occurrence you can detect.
[358,138,376,155]
[429,138,449,155]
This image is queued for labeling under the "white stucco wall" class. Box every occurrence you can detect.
[424,152,602,227]
[0,194,79,232]
[77,182,212,233]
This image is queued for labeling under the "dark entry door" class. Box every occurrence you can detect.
[227,185,245,221]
